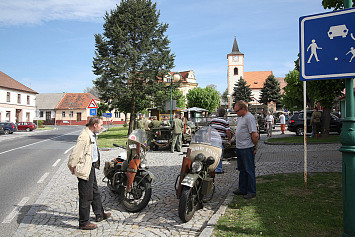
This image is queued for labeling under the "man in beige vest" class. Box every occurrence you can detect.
[68,116,111,230]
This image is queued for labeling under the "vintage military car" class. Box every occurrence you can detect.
[150,122,195,151]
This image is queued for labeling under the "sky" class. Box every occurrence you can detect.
[0,0,329,94]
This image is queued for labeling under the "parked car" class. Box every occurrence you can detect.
[0,122,18,135]
[16,122,37,131]
[287,111,342,136]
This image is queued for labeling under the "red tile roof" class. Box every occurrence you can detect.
[0,70,38,94]
[56,93,99,109]
[244,71,273,89]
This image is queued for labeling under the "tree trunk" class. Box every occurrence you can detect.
[128,97,136,135]
[321,107,331,137]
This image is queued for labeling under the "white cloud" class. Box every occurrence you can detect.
[0,0,119,25]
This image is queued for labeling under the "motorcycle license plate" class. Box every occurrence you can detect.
[158,140,168,143]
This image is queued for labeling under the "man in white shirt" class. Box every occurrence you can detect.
[265,112,274,137]
[279,112,286,134]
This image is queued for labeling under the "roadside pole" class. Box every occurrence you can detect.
[339,2,355,236]
[303,81,307,189]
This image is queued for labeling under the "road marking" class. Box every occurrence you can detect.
[2,197,30,224]
[64,145,75,154]
[52,159,61,167]
[0,131,78,156]
[37,172,49,184]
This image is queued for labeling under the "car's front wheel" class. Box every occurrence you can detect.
[296,127,304,136]
[26,128,31,132]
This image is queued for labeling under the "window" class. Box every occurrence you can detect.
[27,95,30,105]
[62,111,66,117]
[7,92,10,102]
[18,94,21,104]
[40,111,44,117]
[69,111,73,117]
[6,111,10,121]
[26,112,30,121]
[234,67,239,75]
[114,110,119,118]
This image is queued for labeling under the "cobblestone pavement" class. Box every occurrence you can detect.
[12,128,342,237]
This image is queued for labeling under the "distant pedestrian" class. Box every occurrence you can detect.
[311,107,322,139]
[171,113,184,153]
[68,116,111,230]
[209,108,231,174]
[279,112,286,134]
[265,112,274,137]
[233,101,259,199]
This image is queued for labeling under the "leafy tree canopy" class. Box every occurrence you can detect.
[259,74,282,106]
[154,87,186,112]
[322,0,355,10]
[186,86,220,113]
[232,77,252,107]
[92,0,174,133]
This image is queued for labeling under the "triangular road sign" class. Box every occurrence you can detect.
[87,99,98,108]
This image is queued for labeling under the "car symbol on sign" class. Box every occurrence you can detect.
[328,24,349,39]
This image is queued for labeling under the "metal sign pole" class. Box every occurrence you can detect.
[340,2,355,236]
[303,81,307,189]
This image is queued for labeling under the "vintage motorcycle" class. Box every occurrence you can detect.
[175,126,222,222]
[103,129,154,212]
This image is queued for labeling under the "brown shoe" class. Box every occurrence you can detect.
[79,222,97,230]
[95,212,111,222]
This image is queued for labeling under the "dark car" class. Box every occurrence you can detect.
[0,122,18,135]
[287,111,342,136]
[0,126,5,135]
[16,122,37,131]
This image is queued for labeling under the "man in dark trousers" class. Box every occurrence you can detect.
[171,113,184,153]
[68,116,111,230]
[233,101,259,199]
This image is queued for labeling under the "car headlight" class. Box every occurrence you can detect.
[191,161,203,173]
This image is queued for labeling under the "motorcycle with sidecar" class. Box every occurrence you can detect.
[103,129,154,212]
[175,126,222,222]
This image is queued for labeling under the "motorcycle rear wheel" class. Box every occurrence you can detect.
[122,175,152,212]
[178,185,199,223]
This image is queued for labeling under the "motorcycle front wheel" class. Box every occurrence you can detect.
[178,185,199,223]
[122,175,152,212]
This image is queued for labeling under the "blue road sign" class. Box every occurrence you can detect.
[300,8,355,81]
[90,109,97,116]
[102,113,112,118]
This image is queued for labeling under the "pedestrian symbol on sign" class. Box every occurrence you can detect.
[307,39,322,63]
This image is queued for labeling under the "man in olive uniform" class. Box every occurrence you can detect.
[149,116,161,129]
[136,114,146,129]
[171,113,184,153]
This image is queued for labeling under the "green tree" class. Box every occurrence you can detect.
[259,74,282,107]
[221,88,228,105]
[322,0,355,10]
[92,0,174,134]
[186,86,220,113]
[97,102,109,116]
[231,77,252,108]
[154,88,186,112]
[83,86,99,98]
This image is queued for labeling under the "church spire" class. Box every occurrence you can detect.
[231,36,243,55]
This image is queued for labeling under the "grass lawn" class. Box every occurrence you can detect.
[267,135,340,144]
[214,173,342,237]
[37,126,55,130]
[98,126,129,148]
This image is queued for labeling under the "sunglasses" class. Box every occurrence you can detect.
[235,108,242,113]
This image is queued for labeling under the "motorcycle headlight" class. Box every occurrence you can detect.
[141,159,148,169]
[191,161,203,173]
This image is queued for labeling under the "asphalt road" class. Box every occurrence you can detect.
[0,126,83,237]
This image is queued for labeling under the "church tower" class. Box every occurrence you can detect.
[227,37,244,108]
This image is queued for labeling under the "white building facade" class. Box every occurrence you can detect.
[0,71,37,123]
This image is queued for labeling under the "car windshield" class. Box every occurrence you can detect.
[191,126,222,148]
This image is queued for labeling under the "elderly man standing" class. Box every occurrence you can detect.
[171,113,184,153]
[233,101,259,199]
[68,116,111,230]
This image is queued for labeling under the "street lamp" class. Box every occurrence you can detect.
[169,72,183,123]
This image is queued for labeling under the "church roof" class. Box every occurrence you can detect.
[244,71,273,89]
[229,37,243,55]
